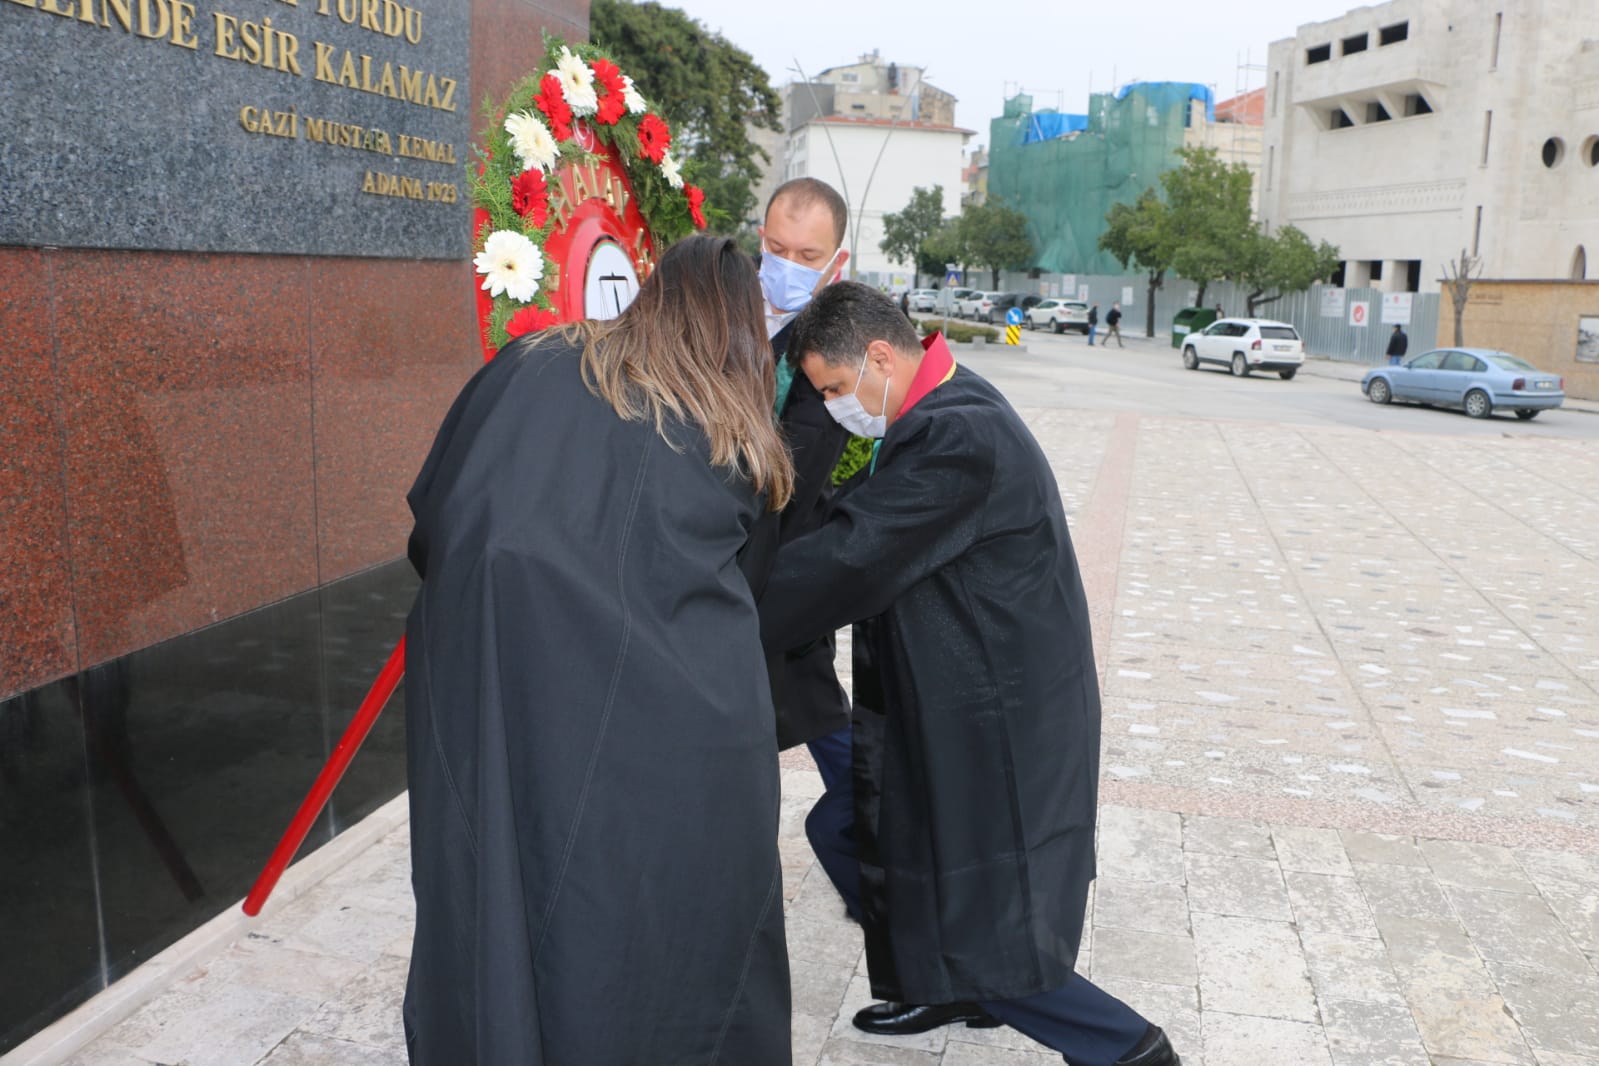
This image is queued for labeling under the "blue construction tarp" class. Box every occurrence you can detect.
[1023,112,1090,144]
[1114,81,1215,123]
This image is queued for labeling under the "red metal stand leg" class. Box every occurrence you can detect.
[241,636,407,916]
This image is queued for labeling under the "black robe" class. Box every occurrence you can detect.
[760,365,1100,1005]
[742,321,852,750]
[402,334,791,1065]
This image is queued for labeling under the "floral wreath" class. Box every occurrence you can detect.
[470,36,707,351]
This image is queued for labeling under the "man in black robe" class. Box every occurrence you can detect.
[402,329,789,1064]
[761,282,1181,1066]
[746,178,853,762]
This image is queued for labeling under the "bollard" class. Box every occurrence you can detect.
[1005,307,1024,346]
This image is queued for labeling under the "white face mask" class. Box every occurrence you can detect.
[823,349,891,438]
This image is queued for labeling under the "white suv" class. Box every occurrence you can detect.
[1025,299,1090,334]
[957,290,1001,320]
[939,287,978,315]
[1182,318,1306,379]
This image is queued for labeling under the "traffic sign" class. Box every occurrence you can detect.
[1005,307,1024,326]
[944,269,960,287]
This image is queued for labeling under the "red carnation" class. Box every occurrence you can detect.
[685,184,707,230]
[510,168,550,227]
[590,58,627,126]
[534,73,573,142]
[506,305,560,338]
[637,113,671,164]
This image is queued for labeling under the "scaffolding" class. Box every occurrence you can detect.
[987,82,1216,275]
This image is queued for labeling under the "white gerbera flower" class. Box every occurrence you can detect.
[504,111,558,173]
[474,230,545,303]
[659,151,684,189]
[554,46,599,115]
[621,75,647,115]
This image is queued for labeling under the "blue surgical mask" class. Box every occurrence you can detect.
[760,243,840,313]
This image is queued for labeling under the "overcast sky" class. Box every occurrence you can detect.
[669,0,1355,149]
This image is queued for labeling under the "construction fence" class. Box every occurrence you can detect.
[987,270,1440,365]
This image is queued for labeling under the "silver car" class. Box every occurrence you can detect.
[1361,348,1565,420]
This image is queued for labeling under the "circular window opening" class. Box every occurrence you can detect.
[1543,137,1566,168]
[1586,136,1599,167]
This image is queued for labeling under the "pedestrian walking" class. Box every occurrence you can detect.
[402,236,795,1065]
[1103,303,1124,348]
[762,282,1182,1066]
[1087,303,1099,345]
[1386,324,1409,366]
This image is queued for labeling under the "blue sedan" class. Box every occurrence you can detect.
[1361,348,1565,420]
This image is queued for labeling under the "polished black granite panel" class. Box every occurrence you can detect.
[318,565,415,834]
[0,679,104,1055]
[0,559,415,1054]
[90,591,335,981]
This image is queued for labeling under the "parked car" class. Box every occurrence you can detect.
[1025,298,1090,334]
[939,287,979,315]
[981,292,1036,323]
[1181,318,1305,379]
[908,289,939,312]
[957,290,1001,320]
[1361,348,1565,419]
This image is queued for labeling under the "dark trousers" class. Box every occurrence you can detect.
[979,982,1149,1066]
[804,726,861,922]
[803,726,1151,1065]
[1102,323,1123,347]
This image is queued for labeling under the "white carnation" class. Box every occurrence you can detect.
[474,230,545,303]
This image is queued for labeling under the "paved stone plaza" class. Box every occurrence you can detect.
[43,363,1599,1066]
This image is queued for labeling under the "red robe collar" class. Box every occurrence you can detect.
[898,332,957,417]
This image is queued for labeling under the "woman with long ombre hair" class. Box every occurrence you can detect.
[401,236,794,1065]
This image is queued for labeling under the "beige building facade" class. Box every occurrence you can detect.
[1185,93,1267,213]
[1262,0,1599,293]
[1439,279,1599,399]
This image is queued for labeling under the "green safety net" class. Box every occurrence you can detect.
[988,85,1206,275]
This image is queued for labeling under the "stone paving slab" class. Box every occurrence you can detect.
[52,789,1599,1066]
[27,409,1599,1066]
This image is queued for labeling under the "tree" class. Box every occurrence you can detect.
[1237,225,1341,317]
[592,0,781,233]
[957,199,1034,289]
[880,186,948,287]
[920,221,965,286]
[1160,145,1254,306]
[1099,188,1173,338]
[1440,248,1483,345]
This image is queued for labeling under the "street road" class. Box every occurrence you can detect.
[947,323,1599,441]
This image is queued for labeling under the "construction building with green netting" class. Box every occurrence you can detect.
[987,83,1262,276]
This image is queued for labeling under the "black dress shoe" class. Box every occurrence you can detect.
[1111,1024,1180,1066]
[852,1000,1003,1035]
